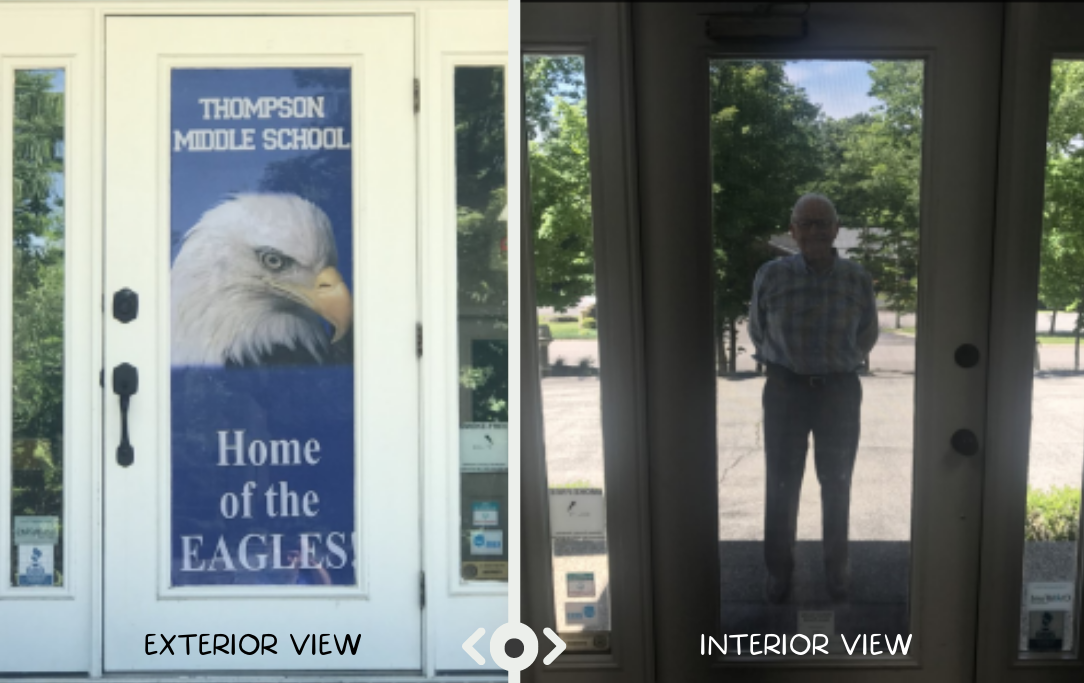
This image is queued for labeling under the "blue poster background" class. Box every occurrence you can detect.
[170,68,356,586]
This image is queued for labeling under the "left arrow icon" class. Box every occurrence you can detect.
[463,627,486,665]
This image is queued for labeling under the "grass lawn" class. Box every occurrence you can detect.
[884,326,916,336]
[543,320,599,340]
[1036,334,1081,345]
[881,328,1081,344]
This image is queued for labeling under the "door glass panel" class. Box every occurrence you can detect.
[169,68,357,586]
[1017,58,1084,657]
[9,69,65,588]
[525,54,612,653]
[711,59,922,656]
[455,65,509,584]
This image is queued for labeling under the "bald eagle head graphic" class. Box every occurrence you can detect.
[171,193,353,367]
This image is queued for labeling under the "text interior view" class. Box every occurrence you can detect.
[522,3,1084,683]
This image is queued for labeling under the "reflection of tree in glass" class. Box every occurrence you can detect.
[456,67,507,423]
[818,62,923,330]
[11,70,65,585]
[524,56,593,312]
[709,61,821,374]
[708,60,925,374]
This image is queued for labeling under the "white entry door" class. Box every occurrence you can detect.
[103,15,420,672]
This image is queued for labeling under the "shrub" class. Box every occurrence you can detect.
[581,302,597,320]
[581,317,598,329]
[551,479,594,490]
[1025,485,1082,542]
[552,315,578,323]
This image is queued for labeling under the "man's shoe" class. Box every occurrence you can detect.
[764,573,790,604]
[826,565,850,603]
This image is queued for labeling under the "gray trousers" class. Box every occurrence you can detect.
[762,366,862,579]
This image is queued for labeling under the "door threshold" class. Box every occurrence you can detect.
[2,676,506,683]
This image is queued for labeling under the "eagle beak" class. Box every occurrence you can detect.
[308,266,353,343]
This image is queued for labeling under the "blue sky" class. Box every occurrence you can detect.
[783,60,879,119]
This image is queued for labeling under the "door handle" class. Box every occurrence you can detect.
[951,428,979,456]
[113,363,139,467]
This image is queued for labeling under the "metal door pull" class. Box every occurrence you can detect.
[113,363,139,467]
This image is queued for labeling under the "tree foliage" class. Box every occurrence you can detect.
[524,56,595,312]
[709,61,822,373]
[525,58,931,373]
[1039,61,1084,367]
[11,70,65,584]
[707,60,925,373]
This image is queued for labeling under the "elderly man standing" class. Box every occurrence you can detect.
[748,193,879,604]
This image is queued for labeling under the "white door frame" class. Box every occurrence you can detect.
[521,4,654,683]
[0,2,508,678]
[639,4,1003,681]
[519,3,1003,682]
[979,3,1084,681]
[419,3,510,674]
[0,7,97,674]
[103,13,421,673]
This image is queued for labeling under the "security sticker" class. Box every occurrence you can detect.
[798,610,842,653]
[18,545,54,586]
[565,602,601,628]
[13,516,59,546]
[1028,610,1066,651]
[567,572,596,597]
[472,501,500,527]
[1026,582,1074,611]
[469,529,503,556]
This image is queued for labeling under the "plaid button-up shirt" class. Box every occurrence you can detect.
[748,252,879,375]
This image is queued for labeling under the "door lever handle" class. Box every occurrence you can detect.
[113,363,139,467]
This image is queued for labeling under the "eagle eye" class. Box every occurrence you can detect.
[259,250,289,272]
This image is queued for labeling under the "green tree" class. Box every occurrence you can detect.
[1039,61,1084,367]
[710,61,821,374]
[524,56,595,312]
[11,70,66,584]
[816,62,923,329]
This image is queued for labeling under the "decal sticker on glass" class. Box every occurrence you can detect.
[1025,582,1074,652]
[469,529,503,556]
[459,421,509,472]
[565,602,601,628]
[566,572,596,598]
[471,501,500,527]
[461,561,508,581]
[18,545,54,586]
[548,488,606,538]
[169,68,355,586]
[13,516,59,547]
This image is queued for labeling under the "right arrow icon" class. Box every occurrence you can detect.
[543,627,566,665]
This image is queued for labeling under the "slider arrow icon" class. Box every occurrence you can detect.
[463,627,486,665]
[543,627,566,665]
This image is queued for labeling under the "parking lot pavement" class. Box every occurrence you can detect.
[539,338,1084,544]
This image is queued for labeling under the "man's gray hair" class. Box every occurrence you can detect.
[791,193,839,224]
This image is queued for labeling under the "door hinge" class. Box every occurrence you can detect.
[416,322,423,358]
[420,571,426,609]
[414,78,420,113]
